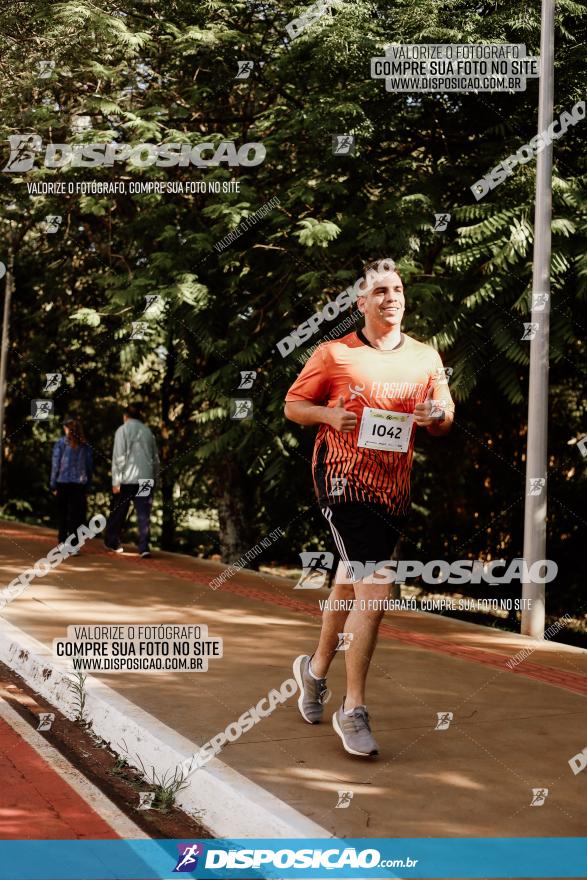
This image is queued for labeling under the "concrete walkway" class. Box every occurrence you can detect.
[0,520,586,841]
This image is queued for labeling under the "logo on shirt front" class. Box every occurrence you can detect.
[348,381,427,402]
[369,381,424,399]
[348,383,370,405]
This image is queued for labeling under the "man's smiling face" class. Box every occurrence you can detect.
[358,271,405,329]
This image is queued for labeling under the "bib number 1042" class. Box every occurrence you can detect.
[357,407,414,452]
[372,424,402,439]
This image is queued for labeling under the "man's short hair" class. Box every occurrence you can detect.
[358,258,401,293]
[124,403,143,420]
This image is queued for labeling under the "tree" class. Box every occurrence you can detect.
[0,0,584,621]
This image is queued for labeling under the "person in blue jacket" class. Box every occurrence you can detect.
[50,417,93,553]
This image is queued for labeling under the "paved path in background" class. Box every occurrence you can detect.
[0,520,586,842]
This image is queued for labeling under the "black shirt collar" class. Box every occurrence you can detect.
[357,328,404,351]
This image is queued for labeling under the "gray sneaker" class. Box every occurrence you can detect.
[332,703,379,756]
[293,654,329,724]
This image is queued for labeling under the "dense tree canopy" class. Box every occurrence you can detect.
[0,0,585,623]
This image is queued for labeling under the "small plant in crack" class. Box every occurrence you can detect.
[66,671,89,725]
[134,756,189,812]
[110,754,131,776]
[109,739,137,777]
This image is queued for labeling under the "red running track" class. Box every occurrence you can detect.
[0,713,119,840]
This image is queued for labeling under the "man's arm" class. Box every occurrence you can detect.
[426,407,454,436]
[111,426,126,491]
[413,381,455,436]
[284,398,357,433]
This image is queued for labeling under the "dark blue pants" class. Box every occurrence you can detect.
[105,483,152,553]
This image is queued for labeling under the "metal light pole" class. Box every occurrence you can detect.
[0,244,14,498]
[521,0,555,637]
[0,246,14,498]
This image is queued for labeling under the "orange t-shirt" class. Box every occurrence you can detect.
[285,331,454,514]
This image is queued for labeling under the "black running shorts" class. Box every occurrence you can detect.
[321,502,407,583]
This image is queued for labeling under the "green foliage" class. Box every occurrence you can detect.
[134,754,190,812]
[67,671,89,725]
[0,0,585,613]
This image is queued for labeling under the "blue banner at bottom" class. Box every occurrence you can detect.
[0,838,584,880]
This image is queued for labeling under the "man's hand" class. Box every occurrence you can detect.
[112,485,121,494]
[327,396,358,433]
[414,386,443,427]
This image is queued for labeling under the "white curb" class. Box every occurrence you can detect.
[0,616,331,839]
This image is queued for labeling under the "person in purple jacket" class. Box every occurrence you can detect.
[50,417,93,554]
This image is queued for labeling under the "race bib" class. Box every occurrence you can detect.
[357,408,414,453]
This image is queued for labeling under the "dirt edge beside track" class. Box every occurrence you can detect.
[0,657,212,841]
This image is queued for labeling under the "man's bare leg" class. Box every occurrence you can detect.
[342,580,390,710]
[310,563,356,678]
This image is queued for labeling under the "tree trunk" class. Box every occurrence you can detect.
[215,459,255,563]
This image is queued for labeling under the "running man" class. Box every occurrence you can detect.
[284,259,455,757]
